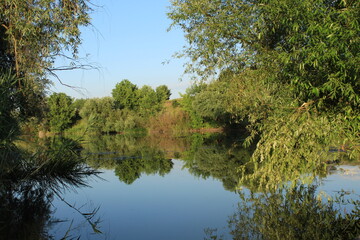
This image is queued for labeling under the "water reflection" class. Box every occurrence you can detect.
[0,136,101,240]
[5,133,357,239]
[81,134,355,192]
[82,135,174,184]
[205,183,360,240]
[0,180,53,240]
[78,134,359,239]
[182,143,253,192]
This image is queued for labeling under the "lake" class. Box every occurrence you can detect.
[3,134,359,239]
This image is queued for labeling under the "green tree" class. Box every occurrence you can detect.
[47,93,76,132]
[112,79,139,110]
[79,97,140,133]
[137,85,161,116]
[156,85,171,102]
[180,83,207,128]
[192,80,231,125]
[0,72,21,142]
[80,97,114,132]
[0,0,92,78]
[168,0,360,162]
[0,0,93,131]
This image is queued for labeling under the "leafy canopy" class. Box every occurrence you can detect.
[47,93,76,132]
[0,0,92,79]
[168,0,360,164]
[112,79,139,110]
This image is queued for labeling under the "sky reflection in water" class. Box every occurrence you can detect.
[51,160,239,240]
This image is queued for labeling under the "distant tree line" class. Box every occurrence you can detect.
[46,80,171,133]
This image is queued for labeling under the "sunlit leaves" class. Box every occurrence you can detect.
[0,0,92,78]
[168,0,360,171]
[47,92,76,132]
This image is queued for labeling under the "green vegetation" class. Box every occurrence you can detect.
[168,0,360,179]
[112,79,139,110]
[63,80,173,134]
[156,85,172,102]
[0,1,102,238]
[47,93,76,132]
[1,0,359,238]
[0,0,93,130]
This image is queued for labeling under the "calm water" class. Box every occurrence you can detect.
[44,134,360,240]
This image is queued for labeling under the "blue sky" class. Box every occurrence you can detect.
[50,0,190,99]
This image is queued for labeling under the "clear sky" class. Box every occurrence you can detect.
[49,0,190,99]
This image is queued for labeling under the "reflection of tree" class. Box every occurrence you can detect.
[83,135,174,184]
[204,184,360,240]
[83,133,338,192]
[183,145,252,191]
[83,134,141,169]
[238,152,329,191]
[0,136,101,239]
[227,184,360,240]
[0,182,52,240]
[181,133,339,192]
[113,150,173,184]
[115,158,142,184]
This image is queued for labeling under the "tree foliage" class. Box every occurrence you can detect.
[168,0,360,111]
[192,80,232,124]
[112,79,139,110]
[156,85,171,102]
[0,72,21,142]
[112,80,173,116]
[47,92,76,132]
[137,85,161,116]
[79,97,141,133]
[179,83,207,128]
[0,0,93,133]
[0,0,92,79]
[168,0,360,163]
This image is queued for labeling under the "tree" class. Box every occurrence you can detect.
[168,0,360,161]
[112,79,139,110]
[229,185,360,240]
[0,72,21,142]
[0,0,92,78]
[79,97,140,133]
[137,85,161,116]
[179,83,207,128]
[47,93,75,132]
[0,0,93,127]
[79,97,114,132]
[192,81,230,124]
[156,85,171,102]
[169,0,359,112]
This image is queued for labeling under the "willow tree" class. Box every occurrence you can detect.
[0,0,92,77]
[168,0,359,110]
[0,0,93,123]
[168,0,360,181]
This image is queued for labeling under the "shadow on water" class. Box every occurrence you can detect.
[0,136,102,240]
